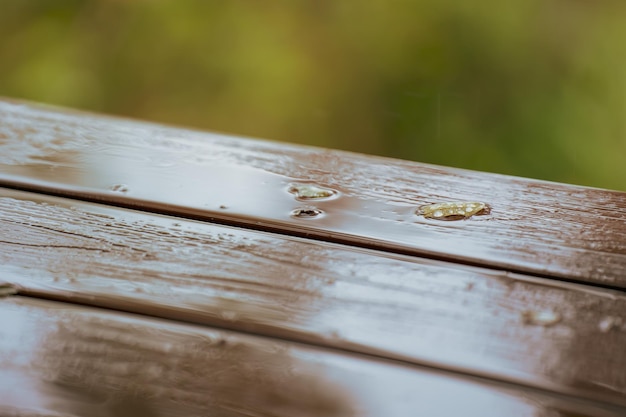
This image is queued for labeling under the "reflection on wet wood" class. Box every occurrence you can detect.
[2,189,626,407]
[1,100,625,287]
[1,297,624,417]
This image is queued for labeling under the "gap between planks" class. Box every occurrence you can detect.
[1,100,625,290]
[1,176,625,296]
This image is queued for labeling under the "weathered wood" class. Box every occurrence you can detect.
[1,296,624,417]
[2,188,626,407]
[1,100,625,288]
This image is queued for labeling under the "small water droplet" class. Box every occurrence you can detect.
[221,311,238,321]
[521,310,561,327]
[288,183,337,200]
[109,184,129,193]
[329,330,341,340]
[291,206,324,219]
[418,202,491,220]
[598,316,623,333]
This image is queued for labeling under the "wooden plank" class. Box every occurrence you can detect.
[1,296,624,417]
[2,188,626,407]
[1,100,625,288]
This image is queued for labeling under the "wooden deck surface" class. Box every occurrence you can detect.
[3,297,623,417]
[1,99,626,416]
[1,100,625,288]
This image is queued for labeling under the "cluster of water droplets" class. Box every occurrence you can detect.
[109,184,129,193]
[287,183,338,219]
[107,178,492,222]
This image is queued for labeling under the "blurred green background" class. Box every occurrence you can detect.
[1,1,625,191]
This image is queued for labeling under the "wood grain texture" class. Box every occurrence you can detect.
[2,297,626,417]
[2,188,626,407]
[1,100,625,288]
[0,102,626,288]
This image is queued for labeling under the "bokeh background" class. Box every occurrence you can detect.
[1,1,625,191]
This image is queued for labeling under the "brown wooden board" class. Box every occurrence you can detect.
[1,100,625,288]
[2,188,626,407]
[1,296,625,417]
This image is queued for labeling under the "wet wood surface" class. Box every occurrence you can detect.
[1,100,625,288]
[2,99,626,414]
[3,296,624,417]
[2,188,626,408]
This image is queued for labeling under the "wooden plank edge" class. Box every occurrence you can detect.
[1,174,625,294]
[8,284,626,411]
[2,294,625,417]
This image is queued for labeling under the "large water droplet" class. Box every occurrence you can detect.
[288,183,337,200]
[291,206,324,219]
[418,201,491,220]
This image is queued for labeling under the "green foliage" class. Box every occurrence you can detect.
[1,1,625,190]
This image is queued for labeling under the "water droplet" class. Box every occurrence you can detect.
[598,316,623,333]
[329,330,341,340]
[109,184,129,193]
[521,310,561,327]
[288,183,337,200]
[418,202,491,220]
[221,311,238,321]
[291,206,324,219]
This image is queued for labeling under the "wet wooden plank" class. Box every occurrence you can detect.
[2,188,626,407]
[1,296,624,417]
[1,100,625,288]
